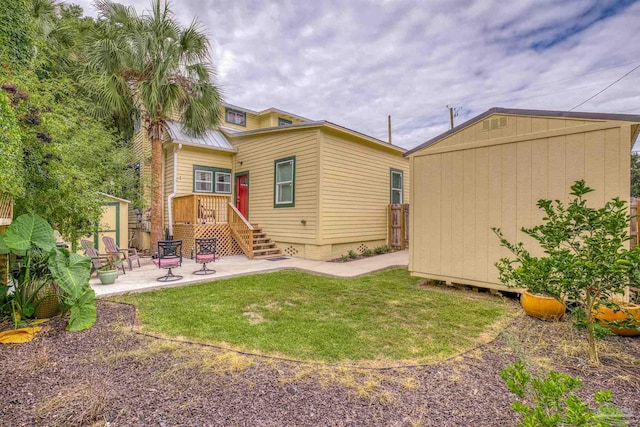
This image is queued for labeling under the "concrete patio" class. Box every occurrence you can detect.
[91,250,409,297]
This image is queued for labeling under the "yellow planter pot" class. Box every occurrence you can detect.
[521,290,565,321]
[595,303,640,337]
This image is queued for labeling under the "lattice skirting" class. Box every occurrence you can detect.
[173,224,244,258]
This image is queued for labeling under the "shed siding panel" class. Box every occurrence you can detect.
[604,128,621,201]
[585,131,606,206]
[320,133,410,243]
[462,150,476,278]
[409,116,633,289]
[450,151,464,278]
[440,152,453,276]
[474,147,489,281]
[487,145,503,283]
[427,155,442,274]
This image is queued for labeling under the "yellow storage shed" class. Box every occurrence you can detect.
[85,193,130,254]
[404,108,640,291]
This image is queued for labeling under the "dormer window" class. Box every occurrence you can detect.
[226,108,246,126]
[278,118,292,126]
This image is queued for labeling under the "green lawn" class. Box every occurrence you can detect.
[115,269,516,364]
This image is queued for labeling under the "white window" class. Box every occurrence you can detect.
[275,157,295,206]
[391,170,403,204]
[195,170,213,192]
[226,108,246,126]
[215,171,231,193]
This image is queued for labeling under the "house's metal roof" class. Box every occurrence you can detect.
[166,120,234,151]
[224,120,406,154]
[404,107,640,157]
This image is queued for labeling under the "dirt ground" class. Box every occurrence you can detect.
[1,300,639,427]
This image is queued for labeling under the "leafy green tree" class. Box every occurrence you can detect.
[495,181,640,364]
[631,152,640,198]
[0,0,136,245]
[0,92,25,197]
[84,0,223,248]
[0,0,36,66]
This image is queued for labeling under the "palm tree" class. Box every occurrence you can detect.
[84,0,222,249]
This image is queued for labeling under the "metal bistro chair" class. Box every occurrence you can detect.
[153,240,183,282]
[102,236,140,270]
[193,237,218,275]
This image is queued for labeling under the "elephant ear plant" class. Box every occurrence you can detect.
[0,213,97,331]
[493,180,640,365]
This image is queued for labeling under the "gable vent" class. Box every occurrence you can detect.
[482,116,508,131]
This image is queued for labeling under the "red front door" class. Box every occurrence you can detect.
[236,173,249,218]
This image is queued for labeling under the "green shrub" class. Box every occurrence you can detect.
[493,180,640,364]
[347,250,358,259]
[362,249,374,257]
[374,245,391,255]
[340,254,349,262]
[501,361,627,427]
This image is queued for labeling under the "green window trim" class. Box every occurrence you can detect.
[390,168,403,204]
[274,156,296,208]
[193,165,232,194]
[278,117,293,126]
[225,107,246,127]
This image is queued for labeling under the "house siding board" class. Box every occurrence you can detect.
[176,147,234,195]
[408,113,635,290]
[319,132,410,244]
[231,129,319,244]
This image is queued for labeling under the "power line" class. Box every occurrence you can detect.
[569,63,640,111]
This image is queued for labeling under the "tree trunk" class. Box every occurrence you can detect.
[585,294,600,365]
[150,135,163,252]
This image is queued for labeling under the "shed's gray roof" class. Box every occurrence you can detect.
[404,107,640,157]
[166,121,234,151]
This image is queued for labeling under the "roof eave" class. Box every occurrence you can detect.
[404,107,640,157]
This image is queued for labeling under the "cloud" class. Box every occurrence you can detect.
[69,0,640,149]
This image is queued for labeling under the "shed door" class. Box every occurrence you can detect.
[236,173,249,219]
[94,202,119,252]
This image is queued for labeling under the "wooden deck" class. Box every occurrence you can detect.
[173,194,230,225]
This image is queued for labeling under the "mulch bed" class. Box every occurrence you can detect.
[1,301,639,426]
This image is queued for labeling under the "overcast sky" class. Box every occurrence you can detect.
[71,0,640,150]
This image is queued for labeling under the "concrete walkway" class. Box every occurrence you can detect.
[92,250,409,297]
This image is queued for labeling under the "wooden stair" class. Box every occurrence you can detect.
[251,225,282,259]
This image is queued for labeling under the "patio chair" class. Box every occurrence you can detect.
[81,239,126,275]
[102,236,140,270]
[193,237,218,275]
[153,240,183,282]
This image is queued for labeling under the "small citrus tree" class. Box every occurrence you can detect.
[495,180,640,364]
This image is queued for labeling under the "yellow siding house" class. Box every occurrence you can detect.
[132,103,409,260]
[405,107,640,291]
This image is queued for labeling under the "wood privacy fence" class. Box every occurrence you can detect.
[388,204,409,249]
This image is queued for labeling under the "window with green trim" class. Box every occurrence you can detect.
[390,169,403,204]
[195,170,213,192]
[225,108,246,126]
[194,166,232,194]
[215,171,231,193]
[274,156,295,207]
[278,117,292,126]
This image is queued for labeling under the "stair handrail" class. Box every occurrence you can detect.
[227,202,254,259]
[227,203,254,231]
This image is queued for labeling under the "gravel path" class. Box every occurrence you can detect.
[1,301,639,426]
